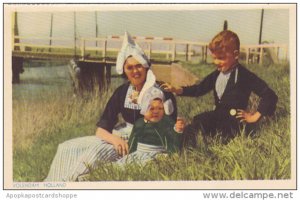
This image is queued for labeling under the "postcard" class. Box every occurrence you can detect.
[3,3,296,190]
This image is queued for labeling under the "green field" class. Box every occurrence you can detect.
[12,60,291,181]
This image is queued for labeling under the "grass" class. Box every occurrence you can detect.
[12,60,291,182]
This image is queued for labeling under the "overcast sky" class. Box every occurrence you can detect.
[17,8,289,45]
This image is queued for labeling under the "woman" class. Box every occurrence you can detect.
[44,32,177,182]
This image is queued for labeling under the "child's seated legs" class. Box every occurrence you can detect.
[182,109,258,146]
[182,111,217,148]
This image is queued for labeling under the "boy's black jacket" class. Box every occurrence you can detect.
[180,64,278,116]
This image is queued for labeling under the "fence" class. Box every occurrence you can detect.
[12,35,288,65]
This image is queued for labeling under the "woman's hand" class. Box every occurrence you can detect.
[236,110,261,123]
[160,83,183,95]
[175,117,185,133]
[110,135,129,157]
[95,127,129,156]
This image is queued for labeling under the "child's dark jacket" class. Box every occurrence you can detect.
[128,115,181,154]
[181,64,278,116]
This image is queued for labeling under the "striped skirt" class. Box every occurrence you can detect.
[116,143,166,166]
[44,136,121,182]
[44,123,134,182]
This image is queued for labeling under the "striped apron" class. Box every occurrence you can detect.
[116,143,166,167]
[44,124,133,182]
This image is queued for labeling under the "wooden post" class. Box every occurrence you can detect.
[201,46,205,62]
[68,60,81,94]
[73,12,77,57]
[171,43,176,61]
[259,9,264,44]
[223,20,228,31]
[49,13,53,52]
[95,11,98,55]
[166,44,170,59]
[12,12,15,51]
[204,45,208,63]
[102,40,107,61]
[81,39,85,60]
[148,42,152,60]
[284,46,288,61]
[12,12,20,51]
[105,64,112,89]
[189,44,193,61]
[259,47,264,65]
[185,44,189,61]
[256,48,259,64]
[12,57,24,84]
[245,47,249,64]
[276,47,280,59]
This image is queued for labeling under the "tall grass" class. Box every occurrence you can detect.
[12,61,290,181]
[12,63,123,181]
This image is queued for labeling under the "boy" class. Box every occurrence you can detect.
[116,86,184,166]
[161,30,278,145]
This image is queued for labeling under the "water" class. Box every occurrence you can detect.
[12,62,73,101]
[12,61,124,101]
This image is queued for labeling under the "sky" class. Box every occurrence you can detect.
[17,8,289,46]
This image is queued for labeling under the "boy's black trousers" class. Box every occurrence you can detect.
[181,109,258,147]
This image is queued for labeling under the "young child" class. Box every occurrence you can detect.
[161,30,278,145]
[116,86,184,166]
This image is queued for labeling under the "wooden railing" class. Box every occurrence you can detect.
[80,37,209,62]
[13,36,75,51]
[12,36,208,63]
[240,43,288,65]
[12,36,288,65]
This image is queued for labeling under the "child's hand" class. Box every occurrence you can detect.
[236,110,261,123]
[175,117,186,133]
[160,83,183,95]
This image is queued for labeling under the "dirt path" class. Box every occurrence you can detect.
[151,63,199,87]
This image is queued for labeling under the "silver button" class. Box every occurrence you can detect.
[229,109,237,116]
